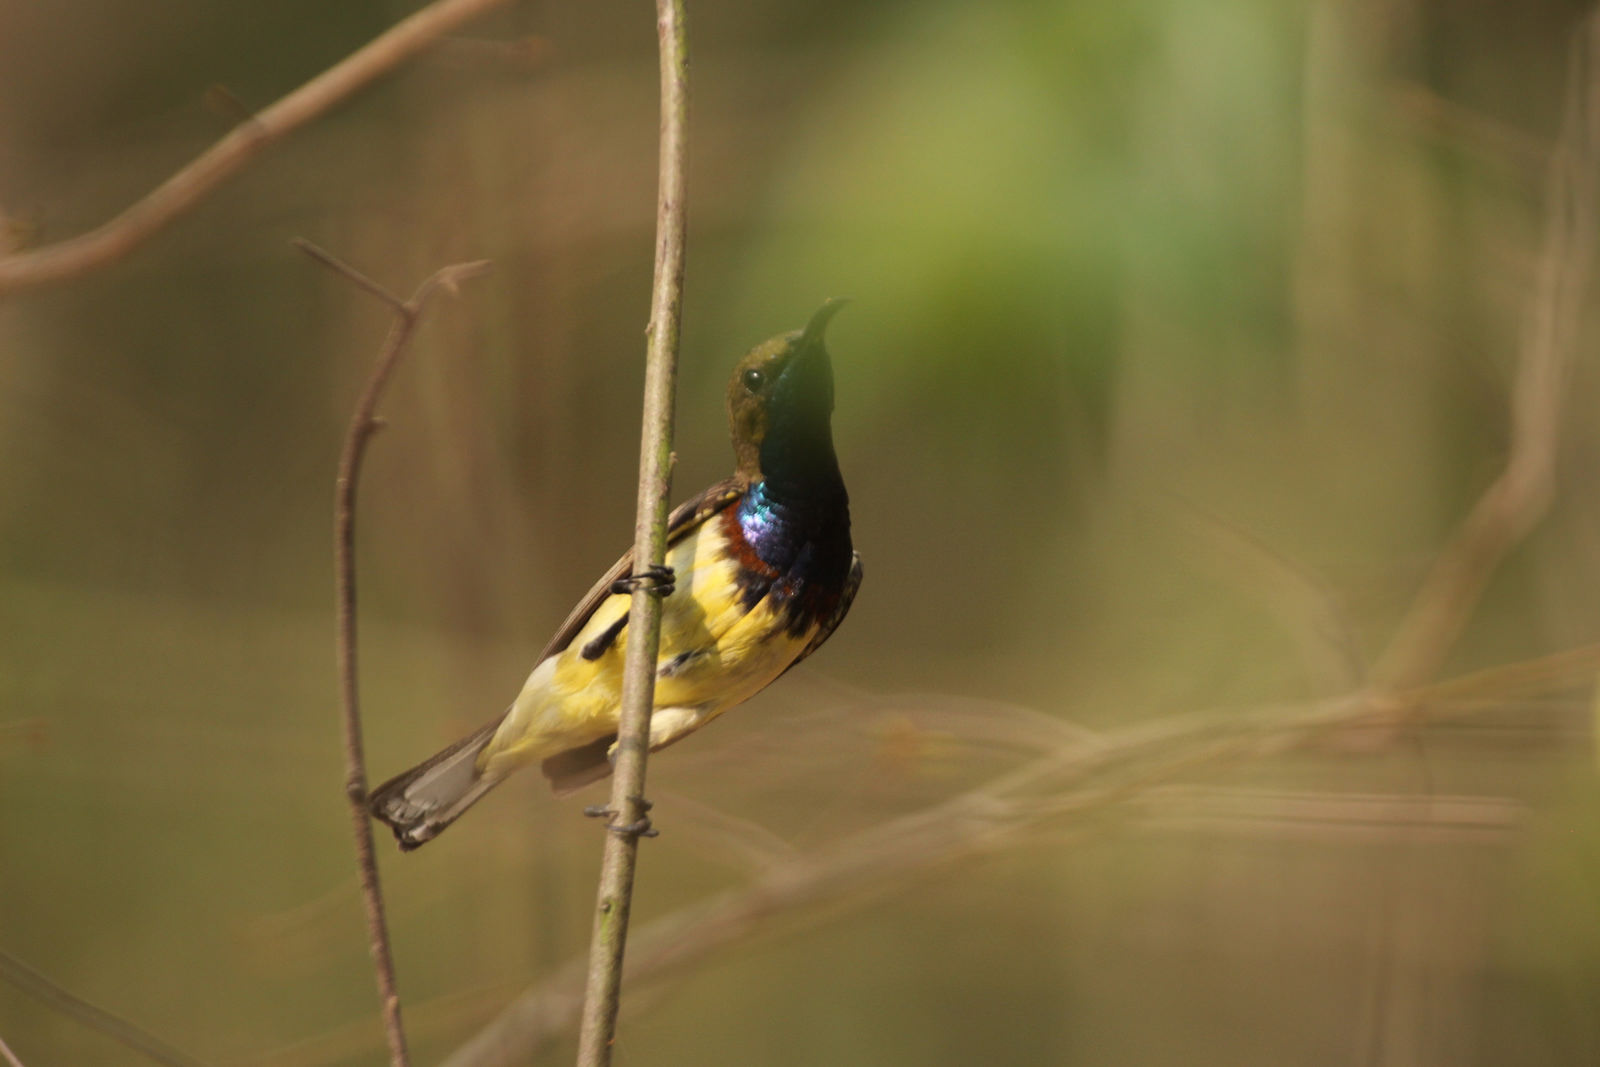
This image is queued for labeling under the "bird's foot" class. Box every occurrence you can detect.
[584,795,658,838]
[611,816,659,839]
[611,564,675,599]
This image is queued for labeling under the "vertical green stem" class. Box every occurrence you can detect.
[573,2,689,1065]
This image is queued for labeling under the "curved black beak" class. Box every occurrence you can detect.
[772,299,848,427]
[799,298,850,350]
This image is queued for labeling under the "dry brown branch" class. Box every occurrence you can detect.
[441,645,1598,1066]
[571,2,690,1066]
[315,239,490,1067]
[0,0,506,297]
[1133,786,1522,844]
[0,948,210,1067]
[1373,12,1600,691]
[0,1033,22,1067]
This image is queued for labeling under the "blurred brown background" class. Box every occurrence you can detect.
[3,0,1600,1063]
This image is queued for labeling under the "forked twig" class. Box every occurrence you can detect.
[0,0,507,297]
[1374,12,1600,691]
[311,238,490,1067]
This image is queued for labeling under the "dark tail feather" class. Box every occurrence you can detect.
[370,718,505,851]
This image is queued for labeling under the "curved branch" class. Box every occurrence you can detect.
[317,240,491,1067]
[1374,12,1600,690]
[0,0,507,297]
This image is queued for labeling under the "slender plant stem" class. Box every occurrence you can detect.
[573,2,689,1064]
[0,0,506,297]
[0,948,209,1067]
[0,1033,22,1067]
[318,240,491,1067]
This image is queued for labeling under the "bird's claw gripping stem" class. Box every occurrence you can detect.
[611,564,675,598]
[584,795,658,838]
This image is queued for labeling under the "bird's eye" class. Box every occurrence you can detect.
[742,368,765,393]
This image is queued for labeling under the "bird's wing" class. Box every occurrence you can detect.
[549,553,862,796]
[535,478,745,661]
[782,550,863,675]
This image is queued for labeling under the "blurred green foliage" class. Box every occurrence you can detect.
[2,0,1599,1064]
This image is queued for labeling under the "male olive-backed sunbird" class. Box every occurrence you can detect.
[370,302,861,849]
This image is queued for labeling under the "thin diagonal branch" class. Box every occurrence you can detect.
[292,239,408,310]
[572,2,690,1065]
[0,948,210,1067]
[0,0,507,297]
[441,645,1600,1067]
[0,1032,22,1067]
[314,239,490,1067]
[1373,11,1600,691]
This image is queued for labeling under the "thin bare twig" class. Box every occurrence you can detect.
[1132,786,1522,843]
[442,645,1598,1066]
[572,2,690,1064]
[1374,12,1600,691]
[0,0,506,297]
[0,1033,22,1067]
[293,239,410,310]
[312,239,490,1067]
[0,948,210,1067]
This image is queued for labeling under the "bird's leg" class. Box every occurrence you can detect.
[583,796,658,838]
[582,796,654,817]
[610,795,659,838]
[610,563,675,598]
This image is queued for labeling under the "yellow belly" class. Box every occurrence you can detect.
[477,518,814,778]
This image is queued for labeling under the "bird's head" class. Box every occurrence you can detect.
[727,299,849,489]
